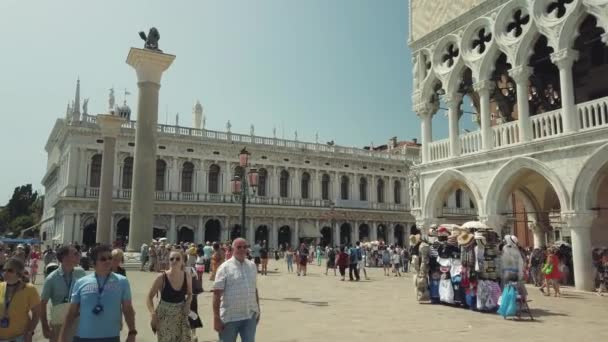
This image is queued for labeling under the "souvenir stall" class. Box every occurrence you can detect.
[410,221,526,318]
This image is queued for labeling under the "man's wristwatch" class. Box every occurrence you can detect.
[128,330,138,336]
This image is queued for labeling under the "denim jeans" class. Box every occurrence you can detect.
[219,316,257,342]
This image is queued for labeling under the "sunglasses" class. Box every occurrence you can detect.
[3,268,14,273]
[170,257,181,262]
[235,245,249,250]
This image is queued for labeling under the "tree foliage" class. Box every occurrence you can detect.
[0,184,42,235]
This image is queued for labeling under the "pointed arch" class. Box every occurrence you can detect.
[485,157,570,216]
[423,169,484,219]
[572,143,608,211]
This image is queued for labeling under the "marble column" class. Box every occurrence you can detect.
[371,222,378,242]
[333,222,340,246]
[563,212,596,291]
[126,47,175,252]
[96,114,125,244]
[293,219,300,248]
[417,104,434,163]
[169,215,176,244]
[509,66,533,142]
[248,217,255,244]
[351,221,358,244]
[446,93,462,157]
[551,49,580,133]
[197,216,204,243]
[474,80,493,151]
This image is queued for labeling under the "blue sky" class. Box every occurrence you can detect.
[0,0,464,201]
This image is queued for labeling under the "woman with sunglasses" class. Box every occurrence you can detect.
[147,250,193,342]
[0,258,41,342]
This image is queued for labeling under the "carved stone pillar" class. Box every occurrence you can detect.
[509,66,533,142]
[551,49,580,133]
[474,80,494,151]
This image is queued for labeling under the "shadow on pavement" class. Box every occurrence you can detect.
[260,297,329,307]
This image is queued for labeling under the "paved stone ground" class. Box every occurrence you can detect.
[31,260,608,342]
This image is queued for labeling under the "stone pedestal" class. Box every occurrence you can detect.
[96,114,125,244]
[126,48,175,252]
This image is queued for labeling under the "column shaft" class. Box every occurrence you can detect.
[475,81,493,150]
[571,227,594,291]
[446,95,462,157]
[97,136,117,244]
[420,114,432,163]
[127,82,161,251]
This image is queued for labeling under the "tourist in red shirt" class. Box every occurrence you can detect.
[336,246,349,281]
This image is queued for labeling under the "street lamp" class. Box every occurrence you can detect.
[230,147,258,242]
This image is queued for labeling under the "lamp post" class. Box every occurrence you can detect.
[230,148,258,242]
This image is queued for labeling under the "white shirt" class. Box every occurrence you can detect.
[213,257,259,323]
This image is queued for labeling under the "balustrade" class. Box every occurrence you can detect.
[493,121,519,148]
[578,97,608,131]
[78,114,418,163]
[531,109,564,140]
[429,139,450,161]
[459,131,482,155]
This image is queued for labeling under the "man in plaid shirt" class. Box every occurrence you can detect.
[213,238,261,342]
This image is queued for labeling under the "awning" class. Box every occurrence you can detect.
[299,222,321,238]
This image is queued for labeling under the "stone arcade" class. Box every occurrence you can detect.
[409,0,608,291]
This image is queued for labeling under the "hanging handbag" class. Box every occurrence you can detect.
[542,263,554,275]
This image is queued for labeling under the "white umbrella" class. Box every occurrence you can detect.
[158,237,168,242]
[461,221,489,230]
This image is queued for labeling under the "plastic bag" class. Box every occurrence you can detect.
[497,284,519,318]
[439,278,454,303]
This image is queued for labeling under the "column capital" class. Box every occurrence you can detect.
[473,80,494,94]
[414,102,438,118]
[508,66,532,84]
[550,49,579,70]
[444,93,463,109]
[126,48,176,84]
[562,211,596,229]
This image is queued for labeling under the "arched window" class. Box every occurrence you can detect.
[377,178,385,203]
[208,164,220,194]
[301,172,311,199]
[455,189,463,208]
[359,177,367,201]
[340,175,349,200]
[181,162,194,192]
[122,157,133,189]
[156,159,166,191]
[394,180,402,204]
[89,154,102,188]
[321,174,330,200]
[258,168,267,196]
[280,170,289,198]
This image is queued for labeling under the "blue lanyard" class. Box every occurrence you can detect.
[63,272,73,295]
[3,284,19,317]
[95,274,110,304]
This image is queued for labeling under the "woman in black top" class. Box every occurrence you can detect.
[147,250,193,341]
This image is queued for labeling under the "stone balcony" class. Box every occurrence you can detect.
[427,96,608,163]
[80,114,420,164]
[60,186,410,212]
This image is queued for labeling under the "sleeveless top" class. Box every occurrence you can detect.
[161,272,187,303]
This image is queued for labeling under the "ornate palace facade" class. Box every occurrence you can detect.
[41,92,419,249]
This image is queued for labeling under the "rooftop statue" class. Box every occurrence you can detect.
[138,27,162,52]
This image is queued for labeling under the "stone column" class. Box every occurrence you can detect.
[197,216,204,243]
[293,219,300,248]
[509,66,533,142]
[352,221,358,243]
[270,218,277,249]
[416,102,435,163]
[446,93,462,157]
[529,222,546,248]
[333,222,340,246]
[169,215,177,243]
[474,80,493,150]
[96,114,125,244]
[370,222,378,242]
[551,49,580,133]
[563,211,596,291]
[333,172,340,201]
[248,217,255,244]
[126,47,175,252]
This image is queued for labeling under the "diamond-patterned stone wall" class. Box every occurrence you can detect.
[411,0,487,42]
